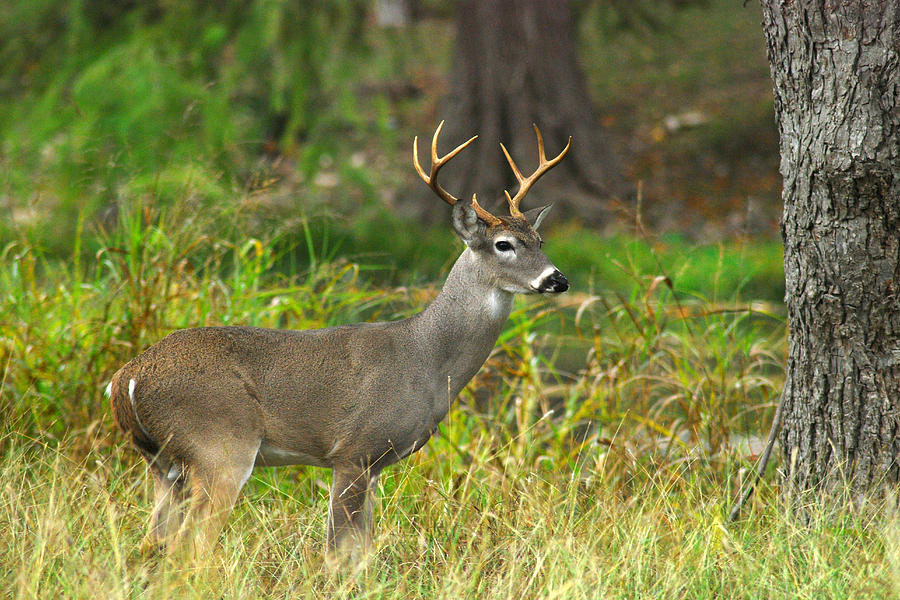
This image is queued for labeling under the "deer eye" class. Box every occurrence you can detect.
[495,240,513,252]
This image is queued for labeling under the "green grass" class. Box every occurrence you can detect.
[547,225,784,301]
[0,208,891,598]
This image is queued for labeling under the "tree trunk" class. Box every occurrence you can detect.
[412,0,627,224]
[761,0,900,501]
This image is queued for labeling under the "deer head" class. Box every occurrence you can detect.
[413,122,570,295]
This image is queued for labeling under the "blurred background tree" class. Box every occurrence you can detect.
[420,0,628,225]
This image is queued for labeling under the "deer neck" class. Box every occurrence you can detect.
[411,247,513,401]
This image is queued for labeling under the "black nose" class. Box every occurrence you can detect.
[542,270,569,294]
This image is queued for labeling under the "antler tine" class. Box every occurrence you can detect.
[413,120,477,207]
[471,193,502,227]
[501,124,572,217]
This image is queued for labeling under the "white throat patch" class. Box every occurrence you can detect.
[486,289,510,319]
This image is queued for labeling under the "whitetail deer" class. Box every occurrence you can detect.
[108,122,570,567]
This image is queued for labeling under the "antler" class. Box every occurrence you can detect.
[414,121,502,226]
[500,124,572,217]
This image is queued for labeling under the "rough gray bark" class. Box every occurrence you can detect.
[761,0,900,500]
[413,0,627,224]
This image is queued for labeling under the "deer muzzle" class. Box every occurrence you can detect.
[534,269,569,294]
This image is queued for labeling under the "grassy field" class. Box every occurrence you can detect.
[1,210,895,598]
[4,428,897,598]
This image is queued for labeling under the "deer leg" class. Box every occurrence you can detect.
[173,440,260,558]
[142,463,188,553]
[326,465,378,568]
[362,472,379,539]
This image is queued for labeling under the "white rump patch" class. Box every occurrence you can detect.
[128,378,152,440]
[104,381,112,398]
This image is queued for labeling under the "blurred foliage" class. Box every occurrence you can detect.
[0,198,784,462]
[0,0,781,301]
[574,0,711,33]
[548,227,784,301]
[0,0,370,254]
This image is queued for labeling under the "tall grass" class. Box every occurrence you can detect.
[0,198,408,442]
[1,197,894,597]
[2,427,896,598]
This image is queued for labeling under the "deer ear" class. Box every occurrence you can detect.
[451,200,484,244]
[523,204,552,231]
